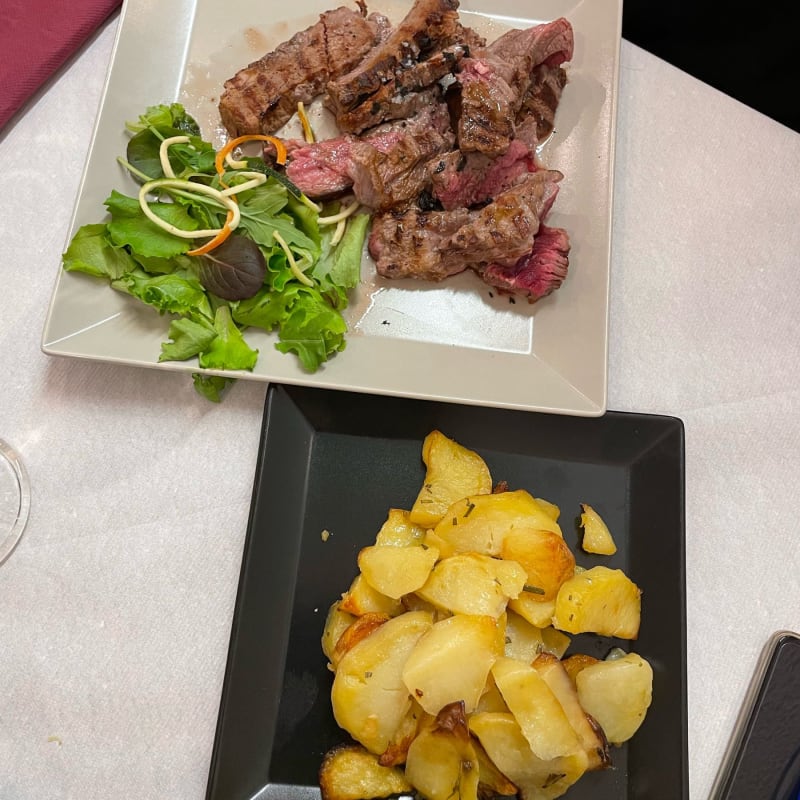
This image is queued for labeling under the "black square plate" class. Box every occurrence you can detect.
[206,384,688,800]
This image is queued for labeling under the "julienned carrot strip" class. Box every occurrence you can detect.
[215,134,288,177]
[186,210,236,256]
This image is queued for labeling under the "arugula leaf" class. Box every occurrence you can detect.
[126,104,201,136]
[62,223,137,280]
[313,211,370,307]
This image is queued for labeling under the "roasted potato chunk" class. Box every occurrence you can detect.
[507,593,556,629]
[321,602,356,667]
[339,573,403,617]
[500,527,575,601]
[319,744,412,800]
[533,653,610,771]
[374,508,428,546]
[416,553,526,617]
[575,652,653,745]
[433,490,563,557]
[402,614,503,715]
[332,610,432,754]
[409,431,493,528]
[553,566,641,639]
[405,702,480,800]
[358,543,439,599]
[469,712,589,800]
[579,503,617,555]
[491,657,582,760]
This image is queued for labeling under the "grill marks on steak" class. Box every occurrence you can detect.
[368,170,563,280]
[326,0,461,116]
[286,105,454,209]
[218,6,389,137]
[219,0,574,301]
[456,18,574,155]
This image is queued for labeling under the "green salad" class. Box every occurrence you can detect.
[62,103,370,401]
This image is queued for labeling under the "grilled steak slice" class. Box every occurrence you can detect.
[326,0,462,118]
[479,224,570,300]
[369,207,473,280]
[218,6,389,137]
[335,85,444,135]
[429,131,536,210]
[457,18,574,155]
[369,169,563,280]
[517,63,568,140]
[348,105,455,208]
[286,104,454,209]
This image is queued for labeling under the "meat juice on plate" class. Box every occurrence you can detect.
[180,1,568,354]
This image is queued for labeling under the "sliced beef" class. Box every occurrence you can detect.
[429,133,536,210]
[218,6,389,137]
[335,84,444,135]
[517,63,569,140]
[369,169,563,280]
[368,207,472,280]
[286,104,454,209]
[348,105,455,209]
[479,225,570,300]
[326,0,462,118]
[456,17,574,155]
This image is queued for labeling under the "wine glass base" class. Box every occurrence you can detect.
[0,440,30,565]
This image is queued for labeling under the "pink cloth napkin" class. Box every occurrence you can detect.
[0,0,122,131]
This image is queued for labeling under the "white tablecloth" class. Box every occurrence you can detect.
[1,9,799,800]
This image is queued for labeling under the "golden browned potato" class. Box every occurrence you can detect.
[500,527,575,601]
[491,657,582,760]
[575,652,653,745]
[507,593,556,629]
[416,553,527,617]
[469,711,589,800]
[319,743,413,800]
[402,614,503,715]
[409,431,493,528]
[332,610,433,755]
[405,702,480,800]
[579,503,617,555]
[471,732,518,797]
[561,653,601,685]
[533,653,610,771]
[374,508,428,546]
[432,490,563,557]
[332,612,390,666]
[358,543,440,599]
[321,602,356,667]
[339,574,404,617]
[553,566,642,639]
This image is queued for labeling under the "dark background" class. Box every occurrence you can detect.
[622,3,799,134]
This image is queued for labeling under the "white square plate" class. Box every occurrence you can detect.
[42,0,622,415]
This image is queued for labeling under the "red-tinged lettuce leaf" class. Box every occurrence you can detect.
[195,236,266,300]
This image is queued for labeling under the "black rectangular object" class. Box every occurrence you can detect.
[711,631,800,800]
[206,384,687,800]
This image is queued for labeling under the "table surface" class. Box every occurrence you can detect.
[1,8,799,800]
